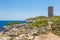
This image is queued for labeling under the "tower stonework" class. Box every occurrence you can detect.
[48,6,53,17]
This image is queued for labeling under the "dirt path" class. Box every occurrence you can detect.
[34,32,60,40]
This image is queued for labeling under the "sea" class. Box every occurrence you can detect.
[0,20,25,31]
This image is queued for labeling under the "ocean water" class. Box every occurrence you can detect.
[0,20,25,31]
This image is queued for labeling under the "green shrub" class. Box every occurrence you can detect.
[6,22,13,26]
[52,26,60,36]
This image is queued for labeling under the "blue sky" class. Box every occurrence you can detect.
[0,0,60,20]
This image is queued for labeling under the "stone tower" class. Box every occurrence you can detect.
[48,6,53,17]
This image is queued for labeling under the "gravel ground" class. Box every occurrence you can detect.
[34,32,60,40]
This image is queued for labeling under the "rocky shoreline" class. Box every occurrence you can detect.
[0,24,60,40]
[0,16,60,40]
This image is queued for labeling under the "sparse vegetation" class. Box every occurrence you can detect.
[1,16,60,40]
[6,22,21,26]
[28,16,60,36]
[15,22,20,24]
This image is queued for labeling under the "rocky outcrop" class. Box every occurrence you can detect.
[0,33,11,40]
[0,22,60,40]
